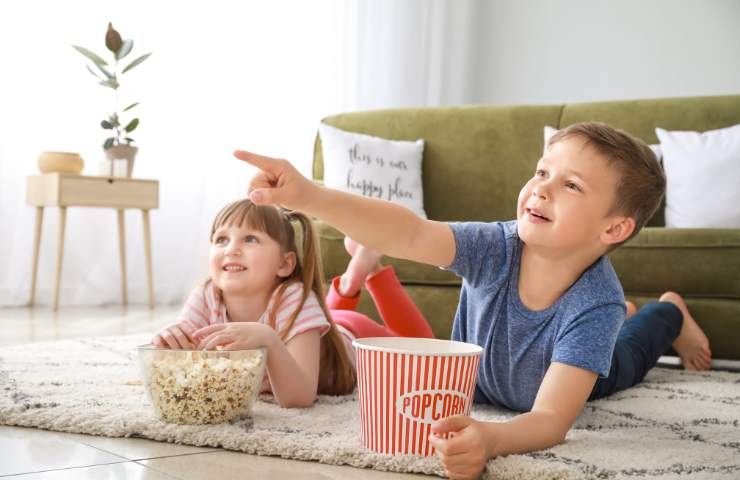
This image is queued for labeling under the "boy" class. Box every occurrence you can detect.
[235,122,711,479]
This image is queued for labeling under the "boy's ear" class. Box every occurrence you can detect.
[277,251,297,278]
[601,216,636,246]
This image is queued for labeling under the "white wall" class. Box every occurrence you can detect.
[0,1,348,306]
[467,0,740,105]
[2,1,738,307]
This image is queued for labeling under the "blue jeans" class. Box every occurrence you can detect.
[590,301,683,400]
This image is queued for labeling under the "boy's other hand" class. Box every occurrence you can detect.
[234,150,317,211]
[430,415,490,480]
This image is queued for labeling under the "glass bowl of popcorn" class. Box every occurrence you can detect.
[137,345,266,425]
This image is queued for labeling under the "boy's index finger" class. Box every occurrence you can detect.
[233,149,279,171]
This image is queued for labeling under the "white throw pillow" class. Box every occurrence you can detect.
[656,124,740,228]
[543,125,559,151]
[543,125,662,161]
[318,123,427,218]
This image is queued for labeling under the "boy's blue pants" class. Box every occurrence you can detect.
[590,301,683,400]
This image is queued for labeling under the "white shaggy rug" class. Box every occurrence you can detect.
[1,335,739,480]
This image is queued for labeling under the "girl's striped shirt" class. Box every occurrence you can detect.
[174,280,354,391]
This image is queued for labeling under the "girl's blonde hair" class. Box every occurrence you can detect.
[210,199,356,395]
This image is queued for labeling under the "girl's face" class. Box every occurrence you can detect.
[209,222,296,296]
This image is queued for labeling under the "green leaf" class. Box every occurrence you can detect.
[98,77,119,90]
[125,137,135,144]
[105,23,123,53]
[93,63,113,79]
[124,118,139,133]
[123,102,139,112]
[103,137,115,149]
[116,39,133,60]
[85,65,104,80]
[101,120,114,129]
[121,53,151,74]
[72,45,108,67]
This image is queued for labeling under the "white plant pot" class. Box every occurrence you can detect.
[104,145,138,177]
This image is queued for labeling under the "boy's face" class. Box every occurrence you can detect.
[516,136,624,253]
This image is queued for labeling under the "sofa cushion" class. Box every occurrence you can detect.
[324,220,740,359]
[656,124,740,228]
[318,123,427,218]
[609,227,740,299]
[322,222,740,300]
[559,95,740,227]
[314,104,563,222]
[318,222,461,286]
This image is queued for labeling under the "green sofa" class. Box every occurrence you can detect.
[312,94,740,361]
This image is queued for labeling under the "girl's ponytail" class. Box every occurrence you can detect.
[281,211,356,395]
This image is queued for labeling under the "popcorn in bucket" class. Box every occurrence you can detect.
[353,337,482,456]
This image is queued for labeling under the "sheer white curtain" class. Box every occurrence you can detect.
[343,0,478,109]
[0,0,479,307]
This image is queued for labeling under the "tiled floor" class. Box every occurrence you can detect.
[0,306,430,479]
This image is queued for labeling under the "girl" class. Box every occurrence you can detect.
[152,199,434,408]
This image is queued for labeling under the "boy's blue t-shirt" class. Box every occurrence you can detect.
[446,220,625,412]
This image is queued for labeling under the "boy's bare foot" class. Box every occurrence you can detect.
[660,291,712,371]
[625,301,637,319]
[339,237,383,297]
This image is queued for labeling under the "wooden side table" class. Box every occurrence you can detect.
[26,173,159,310]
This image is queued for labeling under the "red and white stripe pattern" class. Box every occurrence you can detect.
[354,339,481,456]
[177,281,329,341]
[173,281,333,393]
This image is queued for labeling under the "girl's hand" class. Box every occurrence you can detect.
[152,324,197,350]
[192,322,278,351]
[233,150,318,211]
[429,415,492,480]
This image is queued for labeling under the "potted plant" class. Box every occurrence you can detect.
[73,23,151,177]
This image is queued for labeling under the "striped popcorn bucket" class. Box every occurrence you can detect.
[353,337,482,456]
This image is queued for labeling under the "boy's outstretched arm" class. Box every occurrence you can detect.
[430,363,597,479]
[235,150,455,267]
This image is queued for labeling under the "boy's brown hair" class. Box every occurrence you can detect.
[548,122,666,248]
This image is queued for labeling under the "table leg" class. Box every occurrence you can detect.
[29,206,44,306]
[53,206,67,311]
[142,209,154,309]
[117,209,128,306]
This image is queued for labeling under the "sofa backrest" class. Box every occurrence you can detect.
[313,94,740,225]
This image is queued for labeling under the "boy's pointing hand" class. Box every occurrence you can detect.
[234,149,317,211]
